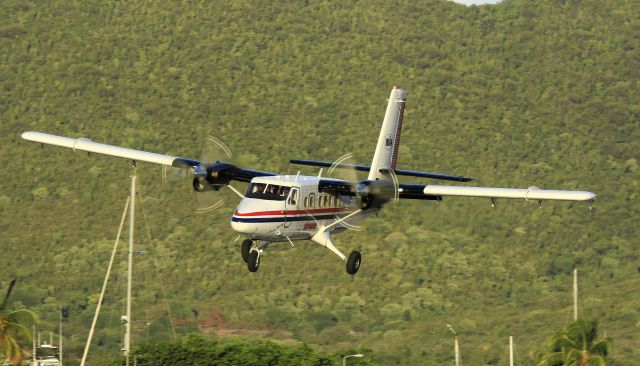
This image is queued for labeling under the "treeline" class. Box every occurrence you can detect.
[120,334,369,366]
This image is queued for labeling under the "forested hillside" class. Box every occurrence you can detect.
[1,0,638,364]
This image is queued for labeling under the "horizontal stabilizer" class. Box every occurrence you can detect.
[290,159,370,172]
[381,168,472,182]
[290,159,472,182]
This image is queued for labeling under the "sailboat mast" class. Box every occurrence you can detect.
[32,324,36,364]
[59,308,63,366]
[125,174,136,366]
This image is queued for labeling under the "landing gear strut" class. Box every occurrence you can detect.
[346,250,361,275]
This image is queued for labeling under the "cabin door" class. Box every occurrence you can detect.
[284,187,299,228]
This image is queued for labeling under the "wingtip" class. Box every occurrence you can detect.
[21,131,36,140]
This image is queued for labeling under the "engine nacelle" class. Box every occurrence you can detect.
[192,177,212,192]
[356,180,396,209]
[192,163,235,192]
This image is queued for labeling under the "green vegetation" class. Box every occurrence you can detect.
[1,0,638,364]
[122,333,370,366]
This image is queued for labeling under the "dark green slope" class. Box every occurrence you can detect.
[1,0,638,364]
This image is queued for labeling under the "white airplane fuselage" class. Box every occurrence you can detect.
[231,175,366,242]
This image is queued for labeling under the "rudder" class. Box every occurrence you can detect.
[368,86,407,181]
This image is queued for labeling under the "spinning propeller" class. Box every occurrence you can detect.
[163,135,246,214]
[324,153,364,232]
[313,153,401,231]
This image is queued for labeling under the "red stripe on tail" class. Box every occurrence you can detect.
[390,98,405,170]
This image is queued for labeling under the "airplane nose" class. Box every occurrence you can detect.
[230,219,244,233]
[231,216,256,236]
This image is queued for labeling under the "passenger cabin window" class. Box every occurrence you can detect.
[245,183,290,201]
[339,196,352,207]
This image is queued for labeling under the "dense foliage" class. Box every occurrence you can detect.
[123,333,369,366]
[1,0,638,365]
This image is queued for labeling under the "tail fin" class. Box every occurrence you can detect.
[368,86,407,181]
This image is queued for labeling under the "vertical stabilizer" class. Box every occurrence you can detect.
[368,86,407,180]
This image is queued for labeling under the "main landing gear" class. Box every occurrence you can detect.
[346,250,361,275]
[240,238,362,275]
[309,228,363,275]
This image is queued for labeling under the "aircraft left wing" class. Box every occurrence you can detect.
[21,131,276,183]
[400,183,596,202]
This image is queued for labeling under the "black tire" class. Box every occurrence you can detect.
[346,250,362,275]
[241,239,252,263]
[247,250,260,272]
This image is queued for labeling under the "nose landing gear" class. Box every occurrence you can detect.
[241,239,267,272]
[241,239,252,263]
[247,249,260,272]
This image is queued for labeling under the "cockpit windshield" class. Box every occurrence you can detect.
[245,183,291,201]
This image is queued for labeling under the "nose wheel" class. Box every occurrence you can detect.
[241,239,252,263]
[247,249,260,272]
[242,240,268,272]
[346,250,361,275]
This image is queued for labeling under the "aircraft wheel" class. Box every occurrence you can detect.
[346,250,361,275]
[247,250,260,272]
[241,239,252,263]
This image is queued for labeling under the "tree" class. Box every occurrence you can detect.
[537,319,613,366]
[0,279,37,366]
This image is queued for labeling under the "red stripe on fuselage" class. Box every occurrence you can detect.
[234,207,354,217]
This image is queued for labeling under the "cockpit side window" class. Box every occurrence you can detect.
[245,183,289,201]
[249,183,266,195]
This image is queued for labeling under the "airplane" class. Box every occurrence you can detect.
[22,86,596,275]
